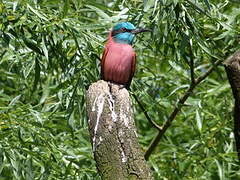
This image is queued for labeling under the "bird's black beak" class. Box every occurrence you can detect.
[132,28,151,34]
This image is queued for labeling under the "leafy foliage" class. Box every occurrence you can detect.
[1,0,240,179]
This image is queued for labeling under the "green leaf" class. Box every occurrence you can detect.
[33,58,41,92]
[23,37,43,55]
[195,110,202,132]
[215,159,224,180]
[86,5,110,20]
[180,33,189,55]
[143,0,155,12]
[9,95,21,106]
[27,4,48,21]
[62,0,70,17]
[41,36,48,61]
[203,0,211,10]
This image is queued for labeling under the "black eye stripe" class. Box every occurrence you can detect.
[112,28,133,36]
[125,29,132,33]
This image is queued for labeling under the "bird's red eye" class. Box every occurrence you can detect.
[121,28,127,32]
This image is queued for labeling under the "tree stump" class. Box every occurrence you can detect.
[86,80,153,179]
[224,51,240,161]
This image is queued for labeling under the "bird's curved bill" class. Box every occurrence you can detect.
[132,28,151,34]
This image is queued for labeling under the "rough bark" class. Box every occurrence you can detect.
[86,80,153,180]
[224,51,240,161]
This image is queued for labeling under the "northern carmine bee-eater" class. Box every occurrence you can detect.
[101,22,150,89]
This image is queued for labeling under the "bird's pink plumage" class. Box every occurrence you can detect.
[101,33,136,87]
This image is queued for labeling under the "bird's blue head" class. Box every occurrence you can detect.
[111,22,150,45]
[112,22,136,45]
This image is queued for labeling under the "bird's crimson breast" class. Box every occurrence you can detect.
[102,41,135,85]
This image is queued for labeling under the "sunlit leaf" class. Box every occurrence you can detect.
[8,95,21,106]
[195,109,202,132]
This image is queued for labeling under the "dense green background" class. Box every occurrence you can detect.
[1,0,240,179]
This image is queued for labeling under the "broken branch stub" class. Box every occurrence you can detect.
[86,80,153,180]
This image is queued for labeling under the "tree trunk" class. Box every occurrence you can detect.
[224,51,240,161]
[86,80,153,180]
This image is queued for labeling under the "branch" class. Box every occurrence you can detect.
[189,45,195,85]
[132,93,162,131]
[144,59,223,160]
[86,80,153,179]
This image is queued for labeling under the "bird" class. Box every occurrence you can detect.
[101,22,150,89]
